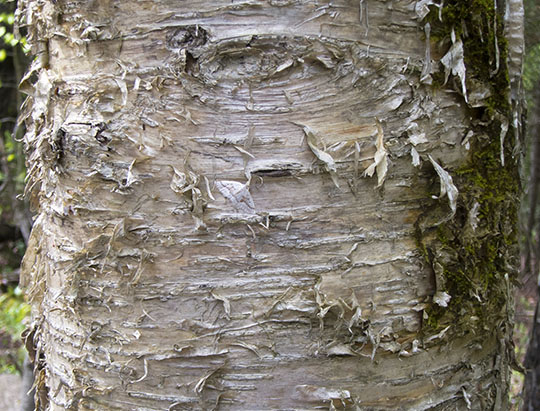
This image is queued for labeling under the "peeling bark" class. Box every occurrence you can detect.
[18,1,522,410]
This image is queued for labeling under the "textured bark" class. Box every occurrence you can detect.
[18,1,522,410]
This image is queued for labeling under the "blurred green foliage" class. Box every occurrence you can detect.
[0,0,29,220]
[0,6,28,63]
[524,43,540,93]
[0,287,28,337]
[0,0,30,375]
[0,286,29,374]
[524,0,540,93]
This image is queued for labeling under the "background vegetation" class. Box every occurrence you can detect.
[0,0,30,376]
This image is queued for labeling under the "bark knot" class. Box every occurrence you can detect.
[166,26,208,51]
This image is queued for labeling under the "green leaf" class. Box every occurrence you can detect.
[3,32,18,47]
[3,31,12,42]
[7,153,14,162]
[0,48,6,62]
[19,37,30,54]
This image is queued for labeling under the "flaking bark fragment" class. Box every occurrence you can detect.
[215,180,256,214]
[301,124,340,189]
[440,29,468,103]
[363,119,388,187]
[428,155,459,216]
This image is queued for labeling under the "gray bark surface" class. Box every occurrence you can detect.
[17,1,522,410]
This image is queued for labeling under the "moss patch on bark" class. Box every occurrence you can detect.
[418,0,521,339]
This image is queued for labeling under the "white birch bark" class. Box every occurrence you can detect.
[17,0,522,410]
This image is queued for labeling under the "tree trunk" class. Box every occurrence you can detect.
[17,0,523,410]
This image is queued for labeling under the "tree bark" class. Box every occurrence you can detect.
[18,1,523,410]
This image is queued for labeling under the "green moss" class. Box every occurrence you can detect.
[422,138,519,334]
[426,0,510,113]
[419,1,520,338]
